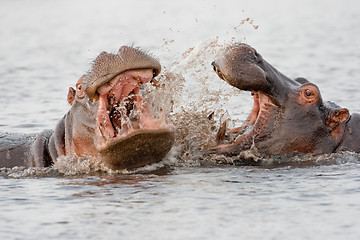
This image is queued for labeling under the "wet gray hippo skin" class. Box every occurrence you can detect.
[0,46,175,169]
[211,43,360,156]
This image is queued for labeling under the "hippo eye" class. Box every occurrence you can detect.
[304,89,313,97]
[299,83,319,104]
[75,83,85,99]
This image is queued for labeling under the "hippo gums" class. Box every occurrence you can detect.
[211,43,360,156]
[0,46,175,169]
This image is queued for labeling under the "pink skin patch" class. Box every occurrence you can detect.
[96,69,155,140]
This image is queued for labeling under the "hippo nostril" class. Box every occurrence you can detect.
[211,62,217,72]
[252,50,261,63]
[212,62,225,80]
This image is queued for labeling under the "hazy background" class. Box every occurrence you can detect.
[0,0,359,134]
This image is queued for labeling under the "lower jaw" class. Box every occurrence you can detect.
[95,121,174,152]
[96,127,175,170]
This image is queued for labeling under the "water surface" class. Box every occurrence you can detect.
[0,0,359,239]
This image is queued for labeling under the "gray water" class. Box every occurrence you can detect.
[1,0,360,239]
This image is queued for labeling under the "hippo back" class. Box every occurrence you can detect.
[0,132,34,168]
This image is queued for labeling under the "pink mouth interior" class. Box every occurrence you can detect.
[96,69,161,141]
[228,91,275,137]
[229,92,260,134]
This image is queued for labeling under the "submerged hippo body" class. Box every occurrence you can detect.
[0,46,175,169]
[211,43,360,156]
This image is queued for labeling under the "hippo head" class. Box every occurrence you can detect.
[211,43,350,156]
[63,46,174,169]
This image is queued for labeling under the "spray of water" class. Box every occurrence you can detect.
[2,35,359,177]
[154,38,245,165]
[52,38,245,175]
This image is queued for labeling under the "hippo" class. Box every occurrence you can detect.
[0,46,175,170]
[211,43,360,156]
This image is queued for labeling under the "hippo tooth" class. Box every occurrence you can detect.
[97,94,115,138]
[132,87,143,112]
[134,77,143,87]
[108,96,115,109]
[112,81,123,103]
[251,92,259,98]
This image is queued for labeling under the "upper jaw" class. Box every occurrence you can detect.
[84,46,162,100]
[212,60,283,108]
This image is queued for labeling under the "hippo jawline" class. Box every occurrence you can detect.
[97,128,175,170]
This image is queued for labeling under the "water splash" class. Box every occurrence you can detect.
[2,37,358,178]
[156,38,246,164]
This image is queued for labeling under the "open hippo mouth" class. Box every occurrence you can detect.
[95,68,157,141]
[73,46,175,169]
[211,43,353,156]
[213,60,278,151]
[210,44,283,154]
[91,68,174,169]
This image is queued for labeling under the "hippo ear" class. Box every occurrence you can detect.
[326,108,350,129]
[332,108,350,124]
[67,87,76,105]
[295,77,309,84]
